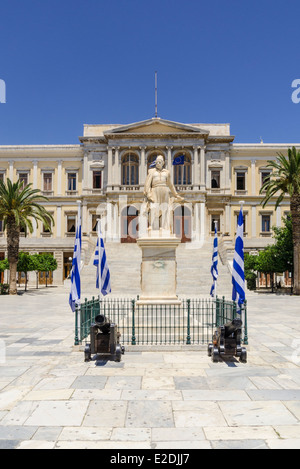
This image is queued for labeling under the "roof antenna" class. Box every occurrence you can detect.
[155,71,158,118]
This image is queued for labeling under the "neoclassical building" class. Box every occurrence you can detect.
[0,117,294,285]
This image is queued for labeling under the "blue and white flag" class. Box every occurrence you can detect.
[149,159,157,168]
[173,155,185,165]
[93,222,111,296]
[69,206,82,312]
[232,208,245,313]
[210,224,218,297]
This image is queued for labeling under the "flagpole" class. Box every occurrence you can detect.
[214,221,218,298]
[97,218,102,301]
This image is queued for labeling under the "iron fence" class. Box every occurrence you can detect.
[74,296,248,347]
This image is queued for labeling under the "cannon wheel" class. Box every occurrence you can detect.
[208,344,213,357]
[115,344,122,362]
[84,344,91,362]
[240,348,247,363]
[212,347,220,363]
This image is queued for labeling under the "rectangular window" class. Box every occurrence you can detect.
[68,173,77,191]
[236,172,246,191]
[67,216,76,233]
[261,171,271,187]
[211,215,220,232]
[43,173,53,192]
[262,215,271,232]
[211,171,220,189]
[18,172,28,188]
[0,173,4,183]
[93,171,102,189]
[237,214,246,234]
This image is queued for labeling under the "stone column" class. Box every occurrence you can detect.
[200,147,206,190]
[167,146,172,173]
[107,146,113,188]
[139,146,146,186]
[33,160,38,189]
[225,203,231,235]
[83,151,89,193]
[225,151,231,194]
[252,205,257,238]
[82,200,88,237]
[56,205,62,237]
[193,146,200,187]
[114,147,120,187]
[251,159,256,196]
[9,160,14,181]
[57,159,62,196]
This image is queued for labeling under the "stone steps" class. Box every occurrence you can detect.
[80,240,233,299]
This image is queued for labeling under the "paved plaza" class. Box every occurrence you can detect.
[0,287,299,449]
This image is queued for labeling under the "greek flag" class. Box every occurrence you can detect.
[69,206,81,312]
[93,222,111,296]
[149,160,157,168]
[232,208,245,313]
[210,225,218,297]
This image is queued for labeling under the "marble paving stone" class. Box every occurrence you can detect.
[58,426,112,441]
[283,401,300,420]
[152,427,205,441]
[273,426,300,439]
[173,401,227,427]
[71,389,122,400]
[206,376,256,390]
[83,401,128,427]
[211,439,268,449]
[111,427,151,441]
[182,390,250,401]
[34,376,76,390]
[126,401,174,428]
[17,440,56,449]
[204,426,278,441]
[105,376,141,390]
[144,367,207,377]
[247,390,300,401]
[24,400,89,427]
[71,376,107,389]
[174,377,208,390]
[23,389,74,401]
[0,425,37,440]
[142,376,175,389]
[0,440,21,449]
[249,377,283,390]
[0,401,39,425]
[121,390,182,401]
[55,441,152,449]
[154,441,211,449]
[219,401,298,426]
[266,439,300,449]
[32,427,62,441]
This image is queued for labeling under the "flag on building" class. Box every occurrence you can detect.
[69,205,82,312]
[173,155,185,165]
[93,221,111,296]
[232,207,245,312]
[149,159,157,168]
[210,224,218,297]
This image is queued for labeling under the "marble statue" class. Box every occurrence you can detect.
[143,155,184,231]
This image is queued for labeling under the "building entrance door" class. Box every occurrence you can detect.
[121,206,139,243]
[174,206,192,243]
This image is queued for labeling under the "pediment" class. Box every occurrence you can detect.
[104,118,210,136]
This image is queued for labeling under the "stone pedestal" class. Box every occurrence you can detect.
[136,231,181,305]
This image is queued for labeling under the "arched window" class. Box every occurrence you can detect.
[173,153,192,185]
[147,151,165,171]
[121,153,139,186]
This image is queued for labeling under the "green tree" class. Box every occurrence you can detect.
[17,252,35,292]
[37,253,58,287]
[0,179,54,295]
[244,252,258,290]
[260,147,300,294]
[255,245,285,293]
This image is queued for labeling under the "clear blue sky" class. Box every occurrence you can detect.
[1,0,300,145]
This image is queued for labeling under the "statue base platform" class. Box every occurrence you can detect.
[136,232,181,306]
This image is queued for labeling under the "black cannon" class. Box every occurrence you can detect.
[84,314,125,362]
[208,318,247,363]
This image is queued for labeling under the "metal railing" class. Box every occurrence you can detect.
[74,296,248,347]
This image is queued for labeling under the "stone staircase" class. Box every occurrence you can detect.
[80,239,234,300]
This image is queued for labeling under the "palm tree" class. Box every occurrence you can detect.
[260,146,300,295]
[0,179,54,295]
